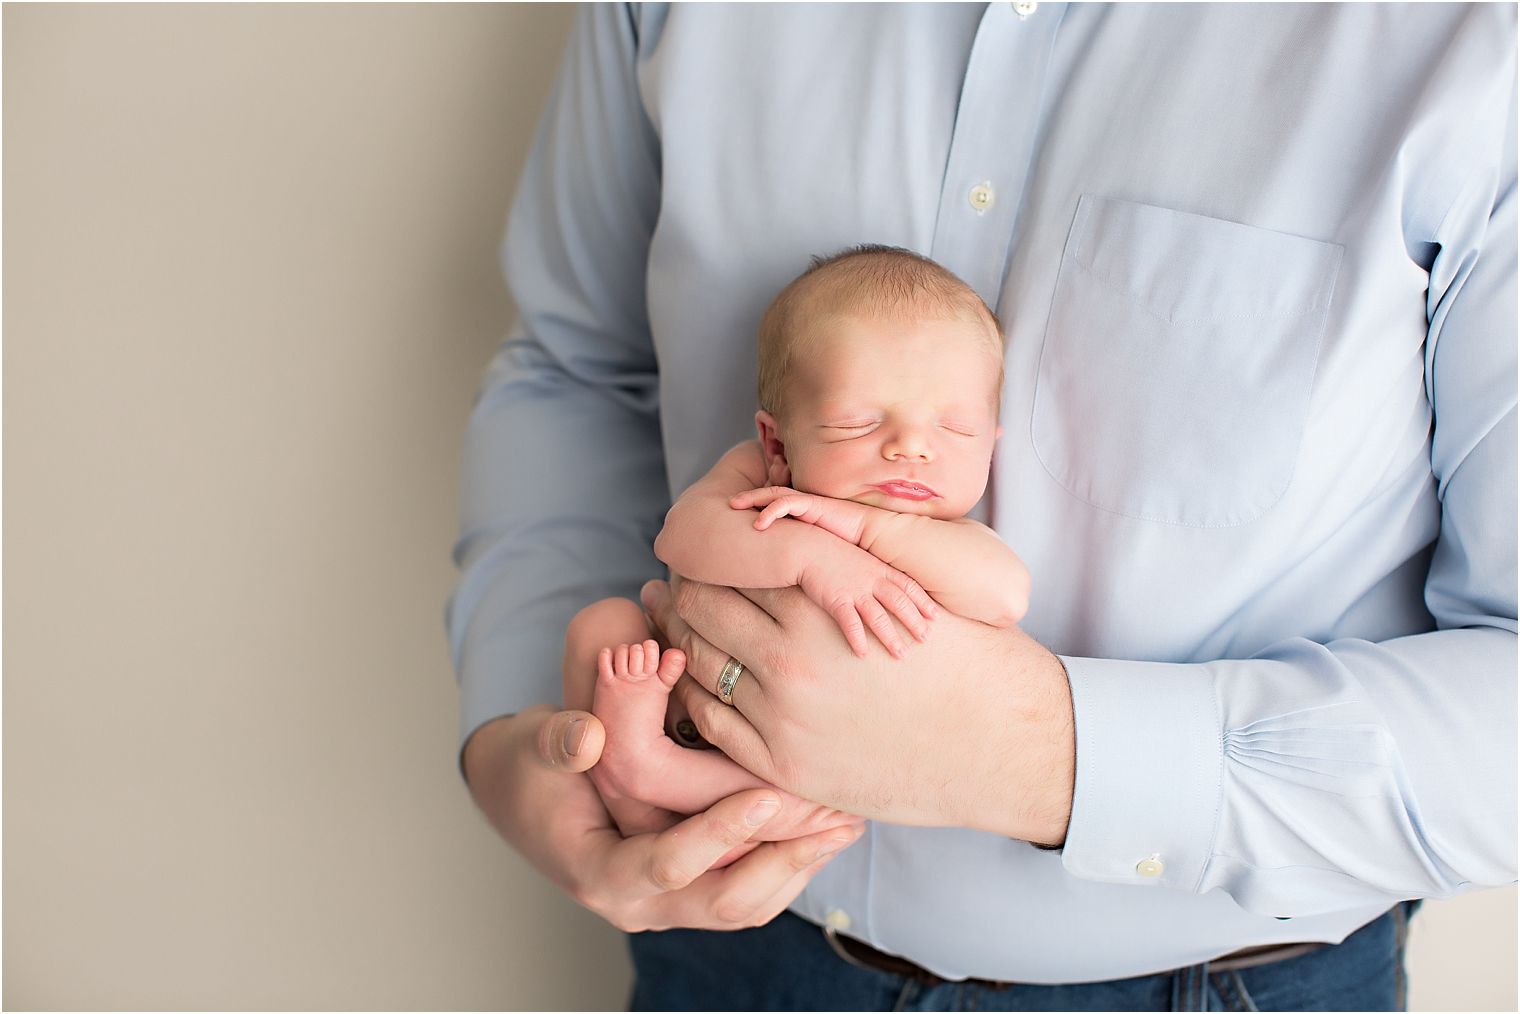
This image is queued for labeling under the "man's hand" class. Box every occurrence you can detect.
[587,641,864,866]
[462,706,864,932]
[641,578,1075,845]
[560,601,858,851]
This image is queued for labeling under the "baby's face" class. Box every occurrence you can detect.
[769,312,1002,520]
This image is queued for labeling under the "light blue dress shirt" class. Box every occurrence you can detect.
[448,3,1517,982]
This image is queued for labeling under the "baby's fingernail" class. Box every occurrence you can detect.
[563,719,587,758]
[746,798,782,827]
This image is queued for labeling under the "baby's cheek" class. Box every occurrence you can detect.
[790,451,859,499]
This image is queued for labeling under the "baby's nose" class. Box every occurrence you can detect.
[884,428,934,461]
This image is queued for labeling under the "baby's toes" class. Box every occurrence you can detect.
[655,647,686,688]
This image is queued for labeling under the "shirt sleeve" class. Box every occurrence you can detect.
[445,4,669,752]
[1058,80,1518,918]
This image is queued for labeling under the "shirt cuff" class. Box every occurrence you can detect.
[1058,654,1224,893]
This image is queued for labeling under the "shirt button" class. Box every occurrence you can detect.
[1136,854,1165,878]
[824,908,853,932]
[1013,1,1039,18]
[968,182,995,214]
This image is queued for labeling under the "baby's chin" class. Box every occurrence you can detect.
[850,488,964,521]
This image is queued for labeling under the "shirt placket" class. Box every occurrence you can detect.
[929,2,1067,308]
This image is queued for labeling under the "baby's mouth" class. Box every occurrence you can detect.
[874,480,939,501]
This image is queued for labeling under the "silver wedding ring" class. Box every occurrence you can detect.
[717,656,746,706]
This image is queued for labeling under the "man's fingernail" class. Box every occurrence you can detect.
[674,719,703,746]
[816,834,856,860]
[745,798,781,826]
[640,581,663,611]
[563,719,587,757]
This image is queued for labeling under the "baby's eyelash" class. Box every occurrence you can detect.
[821,422,878,440]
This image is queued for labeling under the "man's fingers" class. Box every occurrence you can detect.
[670,575,786,658]
[598,784,683,838]
[608,788,781,898]
[674,675,777,784]
[644,578,780,701]
[644,582,729,699]
[741,825,866,926]
[673,823,866,929]
[536,709,605,773]
[637,823,865,931]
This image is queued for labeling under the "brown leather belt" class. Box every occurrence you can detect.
[823,926,1326,988]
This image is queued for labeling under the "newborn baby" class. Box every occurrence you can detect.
[562,244,1030,852]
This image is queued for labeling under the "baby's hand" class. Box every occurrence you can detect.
[797,549,938,659]
[731,486,867,544]
[733,485,938,656]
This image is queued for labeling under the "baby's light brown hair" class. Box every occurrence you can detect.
[756,244,1005,417]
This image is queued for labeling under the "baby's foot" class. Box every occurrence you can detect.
[596,639,684,751]
[591,640,861,866]
[591,640,690,806]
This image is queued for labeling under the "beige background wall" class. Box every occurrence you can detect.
[3,5,1514,1011]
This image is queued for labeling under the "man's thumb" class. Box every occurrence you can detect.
[536,710,605,773]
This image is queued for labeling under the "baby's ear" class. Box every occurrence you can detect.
[755,410,793,487]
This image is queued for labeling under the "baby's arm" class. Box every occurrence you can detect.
[655,442,937,657]
[732,487,1031,629]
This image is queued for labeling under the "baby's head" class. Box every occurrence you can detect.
[755,245,1004,520]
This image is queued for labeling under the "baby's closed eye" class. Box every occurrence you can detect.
[939,421,980,437]
[820,420,879,440]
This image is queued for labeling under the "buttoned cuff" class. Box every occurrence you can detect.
[1057,655,1223,893]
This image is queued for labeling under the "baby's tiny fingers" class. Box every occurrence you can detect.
[732,486,787,510]
[859,597,905,659]
[888,570,939,620]
[830,603,870,658]
[876,580,928,642]
[755,501,795,530]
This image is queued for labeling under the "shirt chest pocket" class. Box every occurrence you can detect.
[1031,195,1344,528]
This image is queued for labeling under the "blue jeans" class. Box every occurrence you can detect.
[629,903,1415,1011]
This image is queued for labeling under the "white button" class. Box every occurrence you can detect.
[1013,1,1039,18]
[968,182,995,214]
[1136,854,1165,878]
[824,908,853,932]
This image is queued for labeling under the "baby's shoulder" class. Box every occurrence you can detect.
[710,439,768,482]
